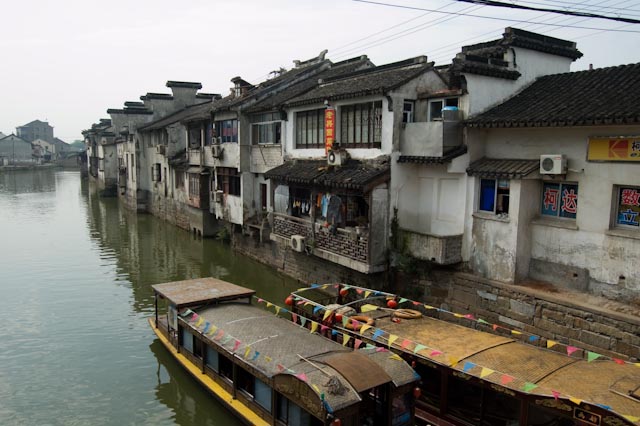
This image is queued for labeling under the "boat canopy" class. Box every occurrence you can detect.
[152,277,255,308]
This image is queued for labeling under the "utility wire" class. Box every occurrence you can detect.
[352,0,640,32]
[510,0,640,15]
[450,0,640,23]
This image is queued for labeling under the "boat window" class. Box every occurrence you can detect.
[237,367,254,396]
[391,393,411,426]
[181,327,194,353]
[446,375,482,423]
[193,337,203,359]
[254,378,271,412]
[483,386,520,425]
[276,394,321,426]
[417,365,442,410]
[527,403,576,425]
[205,346,219,372]
[219,355,233,381]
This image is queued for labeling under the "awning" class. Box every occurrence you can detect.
[321,352,392,392]
[398,145,467,165]
[186,166,210,175]
[265,159,390,192]
[152,277,255,308]
[466,158,538,179]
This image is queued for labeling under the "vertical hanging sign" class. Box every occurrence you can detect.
[324,108,335,155]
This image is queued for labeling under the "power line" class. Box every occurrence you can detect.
[352,0,640,32]
[512,0,640,15]
[451,0,640,23]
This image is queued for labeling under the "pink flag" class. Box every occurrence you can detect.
[257,298,264,303]
[430,350,443,356]
[295,373,308,382]
[401,339,411,349]
[291,313,298,324]
[566,346,579,356]
[233,340,241,352]
[613,358,625,365]
[320,325,328,333]
[500,375,514,385]
[552,390,560,400]
[354,339,363,349]
[276,364,285,372]
[492,324,499,331]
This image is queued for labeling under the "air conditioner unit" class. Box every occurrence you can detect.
[327,149,349,166]
[211,144,223,158]
[290,235,305,253]
[213,190,224,203]
[540,154,567,175]
[156,145,166,155]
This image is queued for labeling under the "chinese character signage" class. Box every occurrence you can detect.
[587,136,640,161]
[573,407,601,426]
[617,187,640,227]
[324,108,335,155]
[541,182,578,219]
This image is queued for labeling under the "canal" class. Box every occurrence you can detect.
[0,169,300,426]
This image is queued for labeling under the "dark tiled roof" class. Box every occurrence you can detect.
[466,158,539,178]
[264,160,327,185]
[466,63,640,128]
[451,57,521,80]
[166,81,202,89]
[286,58,432,107]
[265,159,390,192]
[246,57,372,113]
[140,93,173,101]
[138,101,212,132]
[398,145,468,164]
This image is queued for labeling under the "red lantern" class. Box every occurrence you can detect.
[332,418,342,426]
[387,299,398,309]
[413,387,422,398]
[339,288,349,297]
[285,296,294,306]
[335,313,343,322]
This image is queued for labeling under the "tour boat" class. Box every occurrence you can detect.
[149,278,419,426]
[289,284,640,426]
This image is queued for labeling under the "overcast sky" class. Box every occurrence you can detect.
[1,0,638,142]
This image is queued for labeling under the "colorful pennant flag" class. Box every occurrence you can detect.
[566,346,579,356]
[463,362,475,373]
[399,298,408,304]
[266,302,273,308]
[401,339,411,349]
[275,306,281,315]
[208,325,218,335]
[613,358,625,365]
[244,346,252,359]
[300,317,307,327]
[430,350,443,357]
[257,298,264,303]
[214,330,225,341]
[364,290,372,299]
[190,313,199,321]
[203,322,211,334]
[388,334,399,349]
[342,316,349,327]
[480,367,494,378]
[492,324,499,331]
[265,356,272,363]
[547,340,557,349]
[342,334,351,346]
[528,335,539,342]
[233,340,241,352]
[511,330,522,335]
[291,313,298,324]
[413,344,427,354]
[477,319,489,325]
[310,321,318,334]
[389,354,403,361]
[623,415,640,423]
[252,351,260,361]
[587,351,602,362]
[372,329,384,341]
[195,317,204,327]
[522,382,538,392]
[313,306,322,314]
[354,339,363,349]
[569,397,582,406]
[322,310,333,321]
[360,324,373,334]
[552,390,560,400]
[500,375,514,385]
[320,325,328,333]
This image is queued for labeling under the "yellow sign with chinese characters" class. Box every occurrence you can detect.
[587,136,640,161]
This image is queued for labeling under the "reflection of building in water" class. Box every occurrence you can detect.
[149,340,240,426]
[0,168,57,194]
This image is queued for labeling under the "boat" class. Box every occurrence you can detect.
[149,277,420,426]
[289,284,640,426]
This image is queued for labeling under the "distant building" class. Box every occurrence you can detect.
[32,138,56,162]
[16,119,54,143]
[0,134,34,164]
[0,132,6,140]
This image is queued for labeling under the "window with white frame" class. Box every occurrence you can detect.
[613,185,640,229]
[215,119,238,143]
[340,101,382,149]
[295,108,325,149]
[479,178,510,215]
[429,98,459,121]
[251,112,281,145]
[402,100,415,123]
[541,182,578,219]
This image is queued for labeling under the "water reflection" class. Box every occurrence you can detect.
[0,168,58,194]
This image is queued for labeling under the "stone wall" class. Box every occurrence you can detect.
[409,271,640,360]
[147,193,194,233]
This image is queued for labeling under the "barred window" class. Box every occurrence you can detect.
[295,108,325,149]
[340,101,382,148]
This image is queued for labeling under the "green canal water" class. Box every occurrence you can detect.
[0,169,300,426]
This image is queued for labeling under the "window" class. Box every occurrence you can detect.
[295,108,325,148]
[217,167,241,196]
[541,182,578,219]
[614,186,640,228]
[479,179,509,215]
[219,354,233,381]
[429,98,458,121]
[254,378,271,412]
[188,124,202,148]
[205,122,214,146]
[215,119,238,143]
[237,368,255,396]
[181,327,193,353]
[205,346,219,372]
[251,112,281,145]
[277,394,320,426]
[189,174,199,198]
[340,101,382,149]
[152,163,161,182]
[175,170,184,189]
[402,100,415,123]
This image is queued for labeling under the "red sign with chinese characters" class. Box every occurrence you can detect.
[324,108,335,155]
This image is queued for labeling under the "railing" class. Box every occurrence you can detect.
[272,213,369,263]
[399,228,462,265]
[400,112,462,157]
